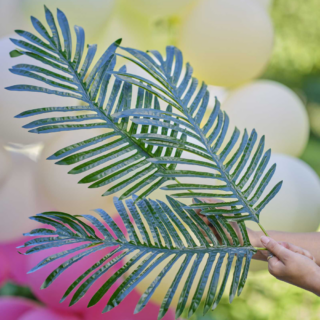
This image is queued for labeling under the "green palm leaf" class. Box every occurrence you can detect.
[6,7,183,200]
[110,46,283,225]
[21,196,255,319]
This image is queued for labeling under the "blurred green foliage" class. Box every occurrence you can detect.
[263,0,320,173]
[301,136,320,176]
[0,282,37,302]
[263,0,320,102]
[193,271,320,320]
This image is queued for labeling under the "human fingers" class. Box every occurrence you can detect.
[196,212,222,243]
[260,236,293,264]
[278,241,315,261]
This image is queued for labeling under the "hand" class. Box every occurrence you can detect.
[260,236,320,296]
[194,198,316,262]
[193,198,244,244]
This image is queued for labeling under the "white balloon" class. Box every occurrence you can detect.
[20,0,115,43]
[222,80,309,157]
[95,12,148,65]
[255,0,273,10]
[125,61,156,83]
[208,85,228,106]
[248,154,320,272]
[179,0,274,87]
[0,150,51,242]
[247,154,320,234]
[0,37,77,145]
[0,146,12,188]
[0,0,28,38]
[201,85,228,128]
[36,130,117,217]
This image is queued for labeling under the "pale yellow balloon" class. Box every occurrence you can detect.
[36,130,118,217]
[248,154,320,271]
[207,85,228,106]
[0,150,51,241]
[179,0,274,87]
[0,37,76,145]
[118,0,197,19]
[21,0,115,43]
[222,80,309,157]
[97,9,173,58]
[0,146,12,188]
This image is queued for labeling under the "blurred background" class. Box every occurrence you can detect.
[1,0,320,319]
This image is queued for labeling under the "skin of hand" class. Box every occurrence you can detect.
[194,198,315,262]
[195,198,320,295]
[260,236,320,296]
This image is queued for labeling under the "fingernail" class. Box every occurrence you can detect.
[260,236,270,246]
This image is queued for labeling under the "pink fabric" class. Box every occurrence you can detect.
[0,247,9,286]
[0,238,30,285]
[19,308,82,320]
[0,297,39,320]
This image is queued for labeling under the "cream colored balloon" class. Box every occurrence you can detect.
[97,10,169,57]
[21,0,115,43]
[222,80,309,157]
[125,61,156,83]
[255,0,273,10]
[118,0,197,18]
[207,85,228,106]
[37,130,118,217]
[0,146,12,188]
[0,37,76,145]
[0,0,28,38]
[179,0,274,87]
[249,154,320,233]
[0,150,51,241]
[247,154,320,271]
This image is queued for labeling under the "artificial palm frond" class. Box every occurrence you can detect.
[110,47,283,226]
[6,7,183,200]
[21,196,255,319]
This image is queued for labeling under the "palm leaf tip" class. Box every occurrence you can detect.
[22,196,255,319]
[9,49,23,58]
[114,38,122,46]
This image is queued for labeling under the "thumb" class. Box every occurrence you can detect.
[260,236,292,264]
